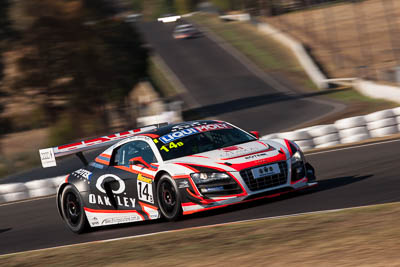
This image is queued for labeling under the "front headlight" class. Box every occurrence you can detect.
[290,150,304,164]
[190,172,230,184]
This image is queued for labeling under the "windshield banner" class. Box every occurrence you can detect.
[159,123,231,144]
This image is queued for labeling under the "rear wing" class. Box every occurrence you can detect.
[39,123,167,168]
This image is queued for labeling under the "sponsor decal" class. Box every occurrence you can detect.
[89,162,104,169]
[194,123,232,132]
[89,174,136,208]
[92,217,99,226]
[89,193,136,208]
[159,128,199,144]
[220,146,272,160]
[137,174,154,204]
[159,123,232,144]
[244,152,267,160]
[101,215,142,225]
[96,174,125,194]
[72,168,93,181]
[39,148,56,168]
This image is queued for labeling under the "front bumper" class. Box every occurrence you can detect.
[180,160,317,215]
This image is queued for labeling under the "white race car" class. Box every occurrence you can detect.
[39,120,316,233]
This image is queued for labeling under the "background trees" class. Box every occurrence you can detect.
[12,0,148,143]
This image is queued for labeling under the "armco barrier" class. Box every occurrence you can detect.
[1,107,400,204]
[0,175,65,204]
[261,107,400,151]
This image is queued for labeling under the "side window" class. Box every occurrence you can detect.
[112,141,157,166]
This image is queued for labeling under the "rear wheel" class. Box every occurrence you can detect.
[60,185,89,234]
[157,174,182,221]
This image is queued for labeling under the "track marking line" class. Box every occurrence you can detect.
[0,195,55,207]
[1,201,398,257]
[306,138,400,156]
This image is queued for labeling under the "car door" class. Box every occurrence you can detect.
[111,140,158,206]
[86,139,160,224]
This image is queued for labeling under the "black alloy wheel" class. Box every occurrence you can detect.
[60,185,89,234]
[157,174,182,221]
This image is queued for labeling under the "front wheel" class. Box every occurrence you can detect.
[60,185,89,234]
[157,174,182,221]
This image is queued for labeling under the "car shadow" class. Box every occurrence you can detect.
[298,174,373,196]
[182,88,344,120]
[88,174,373,233]
[182,174,374,220]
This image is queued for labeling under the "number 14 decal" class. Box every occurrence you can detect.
[137,174,154,204]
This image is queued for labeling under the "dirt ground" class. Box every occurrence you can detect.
[1,202,400,266]
[265,0,400,82]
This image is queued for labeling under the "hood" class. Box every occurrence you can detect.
[167,140,288,172]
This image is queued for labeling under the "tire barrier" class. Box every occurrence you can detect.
[0,176,65,204]
[261,107,400,151]
[334,116,366,130]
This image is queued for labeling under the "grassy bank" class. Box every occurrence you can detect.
[2,202,400,266]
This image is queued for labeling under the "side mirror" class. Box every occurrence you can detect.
[129,156,150,169]
[250,131,260,139]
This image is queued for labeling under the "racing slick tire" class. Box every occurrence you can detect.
[60,185,89,234]
[157,174,182,221]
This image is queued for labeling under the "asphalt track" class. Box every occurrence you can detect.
[1,139,399,255]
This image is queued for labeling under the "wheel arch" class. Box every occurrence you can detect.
[56,183,69,220]
[154,170,171,186]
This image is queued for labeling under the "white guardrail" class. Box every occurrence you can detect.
[1,107,400,204]
[261,107,400,150]
[0,176,66,204]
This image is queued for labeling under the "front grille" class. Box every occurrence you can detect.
[240,161,288,191]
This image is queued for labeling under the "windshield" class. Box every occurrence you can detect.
[153,123,256,161]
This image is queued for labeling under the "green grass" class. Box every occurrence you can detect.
[1,202,400,266]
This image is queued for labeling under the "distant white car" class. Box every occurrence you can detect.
[157,14,181,23]
[173,24,199,39]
